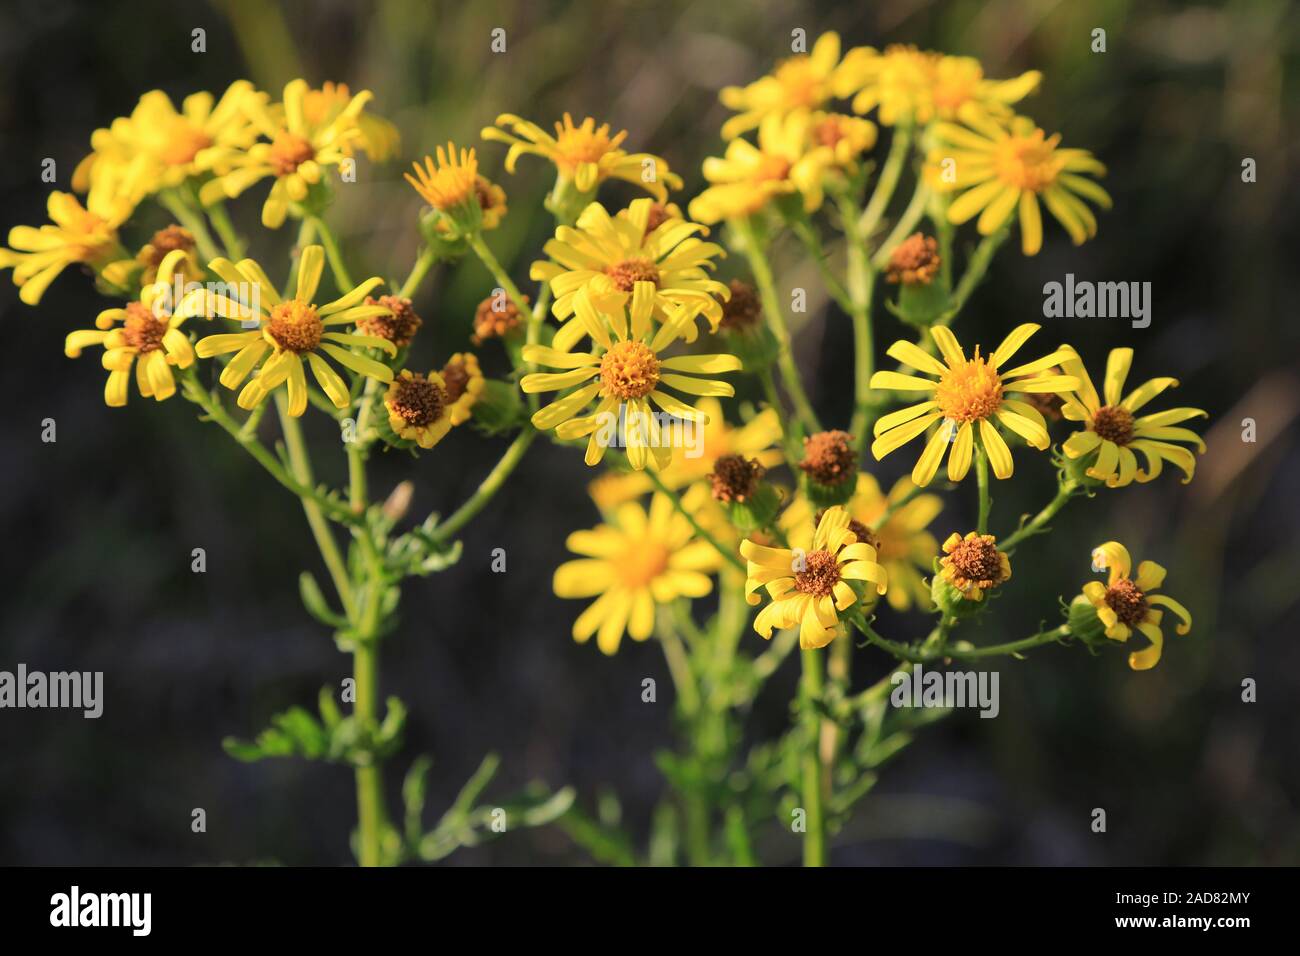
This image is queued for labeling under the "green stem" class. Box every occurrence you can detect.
[429,427,537,545]
[858,121,913,243]
[207,201,244,260]
[352,640,385,866]
[871,183,931,269]
[158,191,222,263]
[310,216,355,291]
[758,367,801,464]
[836,192,877,444]
[466,233,531,317]
[870,481,931,531]
[944,624,1072,659]
[937,227,1009,327]
[1001,479,1080,554]
[736,217,821,434]
[975,443,991,534]
[398,247,437,299]
[799,647,827,867]
[646,470,744,573]
[788,214,855,315]
[849,615,927,663]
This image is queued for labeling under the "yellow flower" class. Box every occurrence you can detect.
[0,174,145,304]
[1058,346,1206,487]
[782,474,942,611]
[1084,541,1191,670]
[520,288,741,471]
[718,31,850,139]
[530,199,729,343]
[554,493,720,655]
[199,79,372,228]
[301,81,400,161]
[183,245,395,416]
[440,351,484,425]
[384,369,454,449]
[588,396,783,508]
[740,507,888,649]
[482,113,682,202]
[63,249,196,406]
[938,531,1011,602]
[101,224,204,292]
[809,111,878,168]
[73,81,263,193]
[689,111,831,224]
[928,114,1110,255]
[870,323,1079,486]
[835,46,1040,127]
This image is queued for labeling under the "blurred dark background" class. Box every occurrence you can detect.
[0,0,1296,865]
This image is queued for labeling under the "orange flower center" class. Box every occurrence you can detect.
[936,349,1003,423]
[599,341,660,400]
[269,133,316,176]
[265,300,322,353]
[554,122,619,171]
[617,541,670,588]
[754,153,792,182]
[774,58,824,107]
[121,302,168,353]
[160,120,213,166]
[604,257,661,292]
[1104,578,1148,626]
[795,549,841,597]
[993,130,1064,192]
[1091,404,1136,446]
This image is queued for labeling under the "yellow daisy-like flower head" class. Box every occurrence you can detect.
[185,245,396,416]
[718,31,849,139]
[520,288,741,472]
[530,199,729,343]
[938,531,1011,602]
[482,112,682,202]
[928,114,1110,255]
[781,474,942,612]
[405,143,505,236]
[689,111,831,225]
[63,249,196,407]
[73,81,263,194]
[740,506,888,650]
[1058,346,1206,487]
[384,369,453,450]
[440,351,485,426]
[554,493,720,655]
[199,79,372,229]
[810,111,878,168]
[0,156,156,305]
[870,323,1080,487]
[1083,541,1191,670]
[301,81,400,161]
[834,46,1040,127]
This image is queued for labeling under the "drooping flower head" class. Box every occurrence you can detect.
[199,79,373,228]
[1058,346,1206,487]
[63,248,196,406]
[928,114,1110,255]
[554,493,720,655]
[689,111,831,224]
[482,113,682,202]
[531,199,729,342]
[741,506,888,649]
[1083,542,1191,670]
[520,288,741,472]
[184,245,396,416]
[719,32,851,139]
[870,324,1079,486]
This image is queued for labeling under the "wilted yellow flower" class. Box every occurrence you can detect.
[184,245,395,416]
[64,248,196,406]
[870,324,1079,486]
[741,507,888,649]
[199,79,372,228]
[719,31,851,139]
[482,113,682,202]
[520,288,741,471]
[73,81,263,194]
[938,531,1010,602]
[836,46,1040,127]
[530,199,729,342]
[0,167,149,305]
[1058,346,1206,487]
[782,474,942,611]
[554,493,719,655]
[689,111,830,224]
[928,114,1110,255]
[1083,542,1191,670]
[384,369,454,449]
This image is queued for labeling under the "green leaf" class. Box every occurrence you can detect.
[299,571,348,628]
